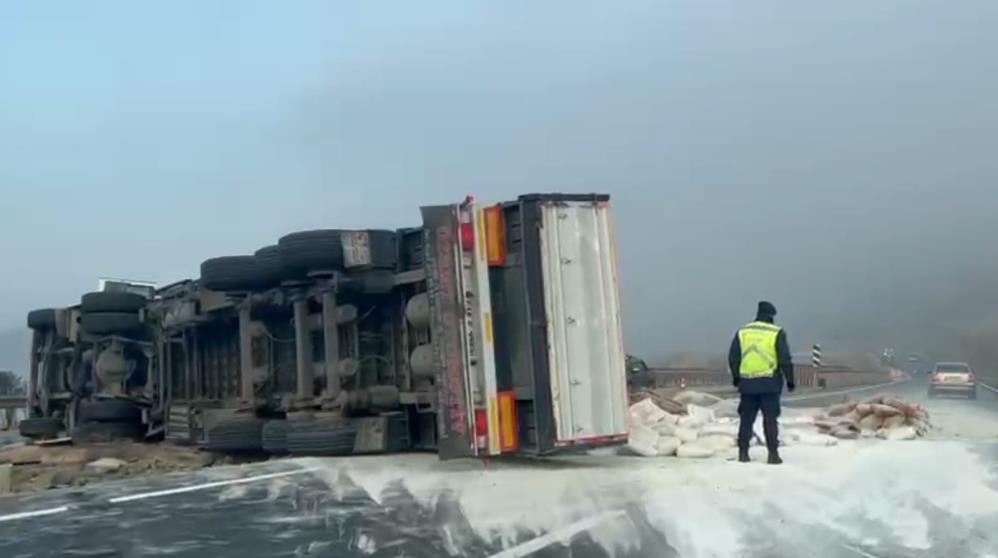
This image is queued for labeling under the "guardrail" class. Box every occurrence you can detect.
[644,366,891,391]
[647,368,731,388]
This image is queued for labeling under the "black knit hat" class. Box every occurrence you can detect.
[757,301,777,318]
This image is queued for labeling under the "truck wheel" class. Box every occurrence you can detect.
[27,309,58,330]
[200,256,269,292]
[262,420,332,455]
[71,421,146,443]
[277,229,346,276]
[19,417,64,438]
[80,292,147,314]
[80,399,143,423]
[254,245,284,285]
[206,418,265,453]
[80,312,143,335]
[286,421,358,456]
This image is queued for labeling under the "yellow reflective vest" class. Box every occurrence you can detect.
[738,321,782,378]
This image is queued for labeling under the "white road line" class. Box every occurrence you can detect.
[0,506,70,524]
[980,383,998,395]
[486,511,626,558]
[842,544,882,558]
[784,378,910,403]
[109,467,318,504]
[0,466,317,523]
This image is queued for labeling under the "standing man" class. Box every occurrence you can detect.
[728,301,795,464]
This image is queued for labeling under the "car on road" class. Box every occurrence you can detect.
[928,362,978,399]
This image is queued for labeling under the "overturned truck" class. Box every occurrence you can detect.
[23,194,629,459]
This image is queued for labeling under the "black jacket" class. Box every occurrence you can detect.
[728,317,795,394]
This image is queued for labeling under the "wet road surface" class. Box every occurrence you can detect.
[1,375,996,558]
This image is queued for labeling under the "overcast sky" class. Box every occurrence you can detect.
[2,1,997,363]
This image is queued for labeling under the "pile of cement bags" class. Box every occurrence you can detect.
[813,395,930,441]
[626,391,930,459]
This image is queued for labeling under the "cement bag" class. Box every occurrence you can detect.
[826,402,856,417]
[656,436,681,456]
[674,427,700,443]
[795,431,839,447]
[813,419,839,432]
[701,424,739,438]
[676,441,716,459]
[880,426,917,441]
[674,390,724,407]
[653,421,677,436]
[880,414,907,430]
[687,404,716,425]
[830,425,860,440]
[710,399,740,419]
[629,399,670,425]
[857,414,882,432]
[700,435,735,451]
[779,415,815,426]
[677,415,705,429]
[627,423,660,457]
[872,404,902,418]
[911,418,930,436]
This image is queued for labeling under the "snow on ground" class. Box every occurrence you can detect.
[287,433,998,558]
[2,377,996,557]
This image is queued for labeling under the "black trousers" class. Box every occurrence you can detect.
[738,392,781,450]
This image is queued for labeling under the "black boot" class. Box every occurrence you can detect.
[738,447,750,463]
[767,448,783,465]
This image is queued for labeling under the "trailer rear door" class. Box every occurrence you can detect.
[535,197,628,446]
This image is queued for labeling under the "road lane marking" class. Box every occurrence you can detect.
[842,545,882,558]
[0,466,318,523]
[109,467,319,504]
[784,378,911,403]
[980,383,998,395]
[486,511,626,558]
[0,506,70,523]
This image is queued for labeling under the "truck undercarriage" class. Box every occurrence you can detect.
[22,194,629,460]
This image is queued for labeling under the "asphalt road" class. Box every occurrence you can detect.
[1,376,996,558]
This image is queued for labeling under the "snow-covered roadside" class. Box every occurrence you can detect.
[288,437,998,558]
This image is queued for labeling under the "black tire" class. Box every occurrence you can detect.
[80,399,143,424]
[80,312,143,335]
[262,421,333,455]
[81,292,147,314]
[71,421,145,443]
[206,418,265,453]
[278,229,346,276]
[254,245,283,285]
[200,256,270,292]
[19,417,64,438]
[27,308,58,330]
[287,421,358,456]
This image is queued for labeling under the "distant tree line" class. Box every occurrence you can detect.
[0,370,25,395]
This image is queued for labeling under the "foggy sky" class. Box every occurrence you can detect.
[2,1,998,369]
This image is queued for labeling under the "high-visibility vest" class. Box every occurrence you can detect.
[738,321,782,378]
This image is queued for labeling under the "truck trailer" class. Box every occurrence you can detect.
[22,194,629,459]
